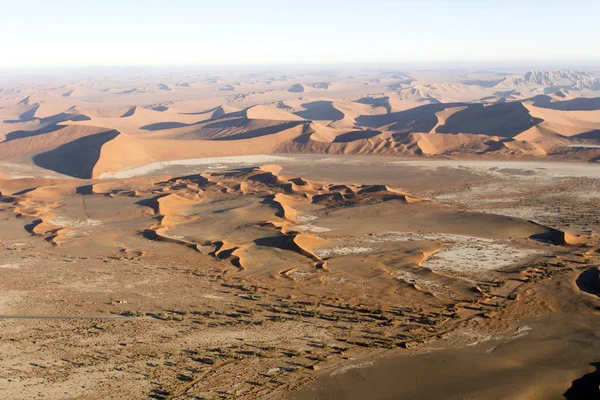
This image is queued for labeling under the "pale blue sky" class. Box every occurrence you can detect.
[1,0,598,68]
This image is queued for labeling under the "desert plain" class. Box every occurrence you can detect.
[0,67,599,399]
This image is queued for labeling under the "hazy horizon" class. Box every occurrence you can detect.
[2,0,599,68]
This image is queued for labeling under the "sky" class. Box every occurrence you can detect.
[1,0,599,68]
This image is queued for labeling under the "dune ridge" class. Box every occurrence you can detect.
[0,163,579,282]
[1,69,599,180]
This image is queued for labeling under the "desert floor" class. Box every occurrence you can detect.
[0,156,598,399]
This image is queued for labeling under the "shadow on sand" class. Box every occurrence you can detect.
[564,362,600,399]
[575,267,600,297]
[32,129,120,178]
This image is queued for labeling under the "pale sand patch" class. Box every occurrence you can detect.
[288,269,317,279]
[0,264,20,269]
[503,325,533,344]
[395,270,445,292]
[422,241,542,274]
[49,216,102,227]
[314,246,373,258]
[99,155,290,179]
[331,361,374,376]
[389,160,600,178]
[296,215,318,222]
[0,161,65,179]
[358,232,541,274]
[291,224,331,233]
[358,232,495,244]
[66,231,91,238]
[292,215,330,232]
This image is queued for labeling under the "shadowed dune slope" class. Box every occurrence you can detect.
[33,130,120,178]
[355,103,455,132]
[436,102,543,137]
[3,114,91,142]
[574,130,600,140]
[140,105,302,132]
[357,102,545,137]
[91,123,308,178]
[355,96,392,113]
[0,125,120,162]
[333,130,382,143]
[178,119,307,141]
[528,95,600,111]
[295,101,345,122]
[138,105,306,140]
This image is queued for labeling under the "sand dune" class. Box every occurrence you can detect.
[356,103,455,132]
[498,70,599,90]
[133,104,307,139]
[8,94,77,120]
[574,129,600,140]
[396,83,491,103]
[288,84,305,93]
[302,122,344,143]
[0,125,119,163]
[527,95,600,111]
[1,68,599,181]
[410,132,503,155]
[3,99,598,180]
[435,102,543,137]
[91,124,307,178]
[523,103,600,136]
[355,101,542,140]
[61,105,215,134]
[245,104,305,121]
[33,130,121,179]
[294,101,345,122]
[513,125,569,154]
[355,96,392,113]
[0,164,569,275]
